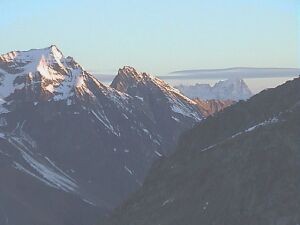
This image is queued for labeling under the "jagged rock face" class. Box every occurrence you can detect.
[111,66,202,146]
[0,48,206,225]
[103,77,300,225]
[193,98,235,117]
[175,78,253,101]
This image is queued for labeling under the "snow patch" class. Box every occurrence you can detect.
[161,198,175,207]
[155,151,163,157]
[135,96,144,101]
[124,165,134,175]
[201,117,280,153]
[171,116,180,122]
[91,110,119,136]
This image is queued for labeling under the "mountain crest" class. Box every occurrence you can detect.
[0,45,63,65]
[117,66,154,82]
[111,66,201,121]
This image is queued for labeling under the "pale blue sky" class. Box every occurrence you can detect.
[0,0,299,75]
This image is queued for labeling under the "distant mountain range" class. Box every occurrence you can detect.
[96,68,300,96]
[103,76,300,225]
[0,46,233,225]
[175,78,253,101]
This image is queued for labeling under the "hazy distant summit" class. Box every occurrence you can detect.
[176,78,253,101]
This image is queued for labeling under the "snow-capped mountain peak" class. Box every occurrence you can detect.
[0,45,64,72]
[0,46,96,110]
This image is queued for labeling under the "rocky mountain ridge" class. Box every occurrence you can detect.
[0,46,235,225]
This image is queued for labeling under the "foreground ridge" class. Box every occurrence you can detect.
[103,76,300,225]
